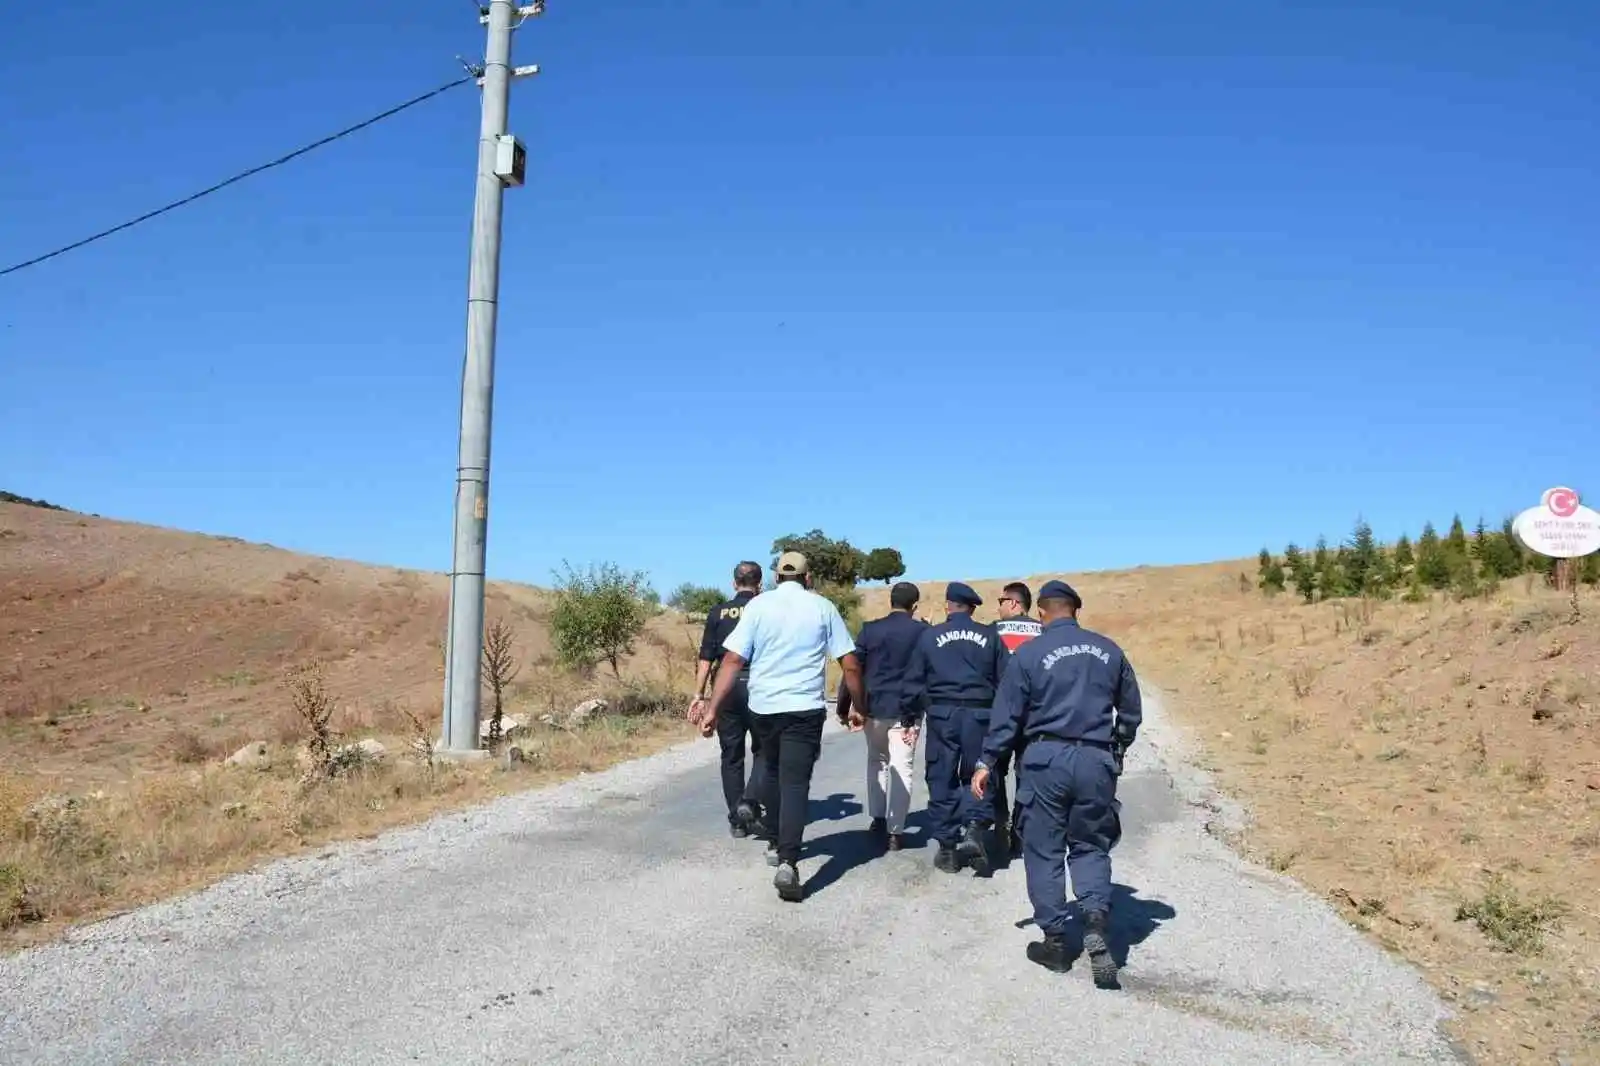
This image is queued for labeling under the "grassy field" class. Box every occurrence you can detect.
[0,501,702,950]
[861,564,1599,1066]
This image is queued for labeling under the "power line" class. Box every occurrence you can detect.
[0,75,475,278]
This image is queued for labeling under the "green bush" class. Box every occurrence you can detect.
[548,562,655,679]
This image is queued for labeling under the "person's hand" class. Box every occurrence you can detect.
[687,697,707,726]
[847,709,864,731]
[900,725,919,748]
[971,766,989,799]
[698,709,717,739]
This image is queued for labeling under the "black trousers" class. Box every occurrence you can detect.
[715,678,766,823]
[750,708,826,865]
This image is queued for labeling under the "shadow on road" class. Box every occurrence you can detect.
[807,792,863,823]
[1012,882,1177,978]
[799,827,883,897]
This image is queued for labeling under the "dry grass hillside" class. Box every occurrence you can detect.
[0,501,702,949]
[861,566,1599,1066]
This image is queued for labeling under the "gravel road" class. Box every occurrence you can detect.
[0,687,1469,1065]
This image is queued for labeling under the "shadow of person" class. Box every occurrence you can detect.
[1011,883,1177,988]
[806,792,863,823]
[799,826,883,897]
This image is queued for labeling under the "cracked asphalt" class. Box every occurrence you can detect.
[0,688,1470,1065]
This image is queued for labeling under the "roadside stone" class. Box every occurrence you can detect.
[567,699,607,728]
[223,741,272,770]
[479,714,526,743]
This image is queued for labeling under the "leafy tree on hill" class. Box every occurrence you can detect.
[861,547,907,584]
[1470,516,1489,562]
[770,530,866,587]
[667,583,725,618]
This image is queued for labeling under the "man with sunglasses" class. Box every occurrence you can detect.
[991,582,1042,857]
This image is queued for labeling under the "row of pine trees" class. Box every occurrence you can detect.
[1257,514,1600,603]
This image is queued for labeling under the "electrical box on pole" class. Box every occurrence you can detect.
[494,134,527,186]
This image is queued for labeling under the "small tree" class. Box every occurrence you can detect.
[548,561,654,679]
[1417,521,1451,589]
[482,617,521,747]
[1393,534,1415,576]
[1286,543,1316,603]
[667,582,724,618]
[1345,518,1380,595]
[1445,514,1471,565]
[1257,548,1285,595]
[861,547,907,584]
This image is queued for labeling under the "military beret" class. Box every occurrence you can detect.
[944,581,982,607]
[1038,579,1082,608]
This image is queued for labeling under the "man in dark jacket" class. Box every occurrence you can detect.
[902,582,1012,875]
[836,581,927,851]
[689,561,766,838]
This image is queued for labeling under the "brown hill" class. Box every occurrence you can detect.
[0,501,696,789]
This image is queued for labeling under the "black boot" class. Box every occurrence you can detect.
[955,821,991,876]
[733,801,761,838]
[933,843,961,873]
[868,816,887,837]
[1082,910,1118,989]
[1025,934,1071,973]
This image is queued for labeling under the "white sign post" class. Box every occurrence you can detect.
[1511,486,1600,618]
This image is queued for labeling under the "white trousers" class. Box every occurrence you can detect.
[863,718,916,833]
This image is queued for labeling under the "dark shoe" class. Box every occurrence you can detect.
[728,814,749,839]
[1026,934,1072,973]
[887,832,904,852]
[774,861,804,902]
[734,801,763,837]
[1082,911,1119,989]
[933,844,961,873]
[955,822,991,876]
[868,816,887,836]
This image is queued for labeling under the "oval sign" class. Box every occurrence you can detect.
[1512,486,1600,559]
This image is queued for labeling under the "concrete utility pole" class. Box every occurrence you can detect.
[440,0,542,757]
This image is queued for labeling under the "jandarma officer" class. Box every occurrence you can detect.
[972,579,1143,987]
[902,581,1011,876]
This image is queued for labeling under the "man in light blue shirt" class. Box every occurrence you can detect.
[700,550,865,902]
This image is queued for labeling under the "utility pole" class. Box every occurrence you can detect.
[440,0,542,757]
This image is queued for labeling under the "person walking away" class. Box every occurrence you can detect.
[902,581,1011,876]
[699,551,864,902]
[972,579,1142,988]
[834,581,926,851]
[689,561,767,839]
[992,581,1042,857]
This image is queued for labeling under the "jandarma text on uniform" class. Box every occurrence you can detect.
[1041,644,1110,669]
[935,629,988,649]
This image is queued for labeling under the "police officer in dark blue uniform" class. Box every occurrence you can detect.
[972,579,1142,988]
[690,561,767,838]
[903,581,1011,875]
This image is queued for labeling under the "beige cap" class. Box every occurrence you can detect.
[775,550,809,576]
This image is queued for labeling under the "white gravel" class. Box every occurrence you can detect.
[0,687,1470,1065]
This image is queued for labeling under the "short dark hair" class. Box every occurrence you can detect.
[1002,582,1032,612]
[890,581,920,610]
[733,561,762,588]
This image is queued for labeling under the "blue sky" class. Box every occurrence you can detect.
[2,0,1596,595]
